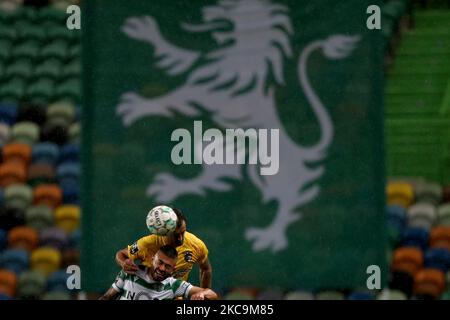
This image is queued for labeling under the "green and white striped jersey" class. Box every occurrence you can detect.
[111,268,193,300]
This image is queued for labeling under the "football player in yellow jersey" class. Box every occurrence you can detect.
[115,208,212,288]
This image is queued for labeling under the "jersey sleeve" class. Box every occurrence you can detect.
[127,235,159,262]
[112,270,126,292]
[172,279,193,299]
[196,239,209,265]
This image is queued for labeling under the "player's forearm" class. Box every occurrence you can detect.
[202,289,218,300]
[99,288,119,300]
[115,248,128,267]
[200,268,212,288]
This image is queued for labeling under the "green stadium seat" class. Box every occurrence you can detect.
[38,6,68,24]
[17,270,46,300]
[47,25,73,42]
[26,78,55,102]
[11,121,40,146]
[437,204,450,226]
[40,40,68,60]
[68,43,80,60]
[5,59,33,80]
[42,291,71,300]
[47,102,75,128]
[0,78,26,101]
[11,40,40,61]
[315,291,345,300]
[62,59,81,79]
[55,78,80,102]
[4,184,33,211]
[415,182,443,206]
[0,25,16,41]
[377,288,407,300]
[283,290,314,300]
[68,122,80,144]
[33,59,62,79]
[0,40,12,60]
[25,205,53,231]
[16,23,45,42]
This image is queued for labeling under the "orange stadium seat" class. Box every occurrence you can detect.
[7,226,38,252]
[33,184,62,208]
[414,268,446,299]
[387,182,415,208]
[0,162,27,187]
[391,247,424,276]
[0,269,17,297]
[430,226,450,251]
[2,143,32,166]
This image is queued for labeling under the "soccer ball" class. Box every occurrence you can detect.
[146,205,178,236]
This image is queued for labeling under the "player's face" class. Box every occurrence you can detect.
[151,251,176,281]
[168,220,186,247]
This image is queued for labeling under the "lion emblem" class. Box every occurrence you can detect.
[116,0,359,252]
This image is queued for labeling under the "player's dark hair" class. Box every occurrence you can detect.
[159,245,178,260]
[172,207,187,228]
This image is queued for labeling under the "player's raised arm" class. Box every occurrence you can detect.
[115,247,139,274]
[188,286,218,300]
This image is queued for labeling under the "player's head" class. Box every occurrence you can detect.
[168,208,187,247]
[150,245,178,281]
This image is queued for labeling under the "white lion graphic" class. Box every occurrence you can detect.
[116,0,359,252]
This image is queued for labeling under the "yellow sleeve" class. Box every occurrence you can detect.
[196,239,209,265]
[127,235,160,262]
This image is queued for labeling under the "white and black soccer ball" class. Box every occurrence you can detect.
[146,205,178,236]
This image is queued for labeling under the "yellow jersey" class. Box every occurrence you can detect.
[127,231,208,282]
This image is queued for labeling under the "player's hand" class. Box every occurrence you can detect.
[122,259,139,274]
[190,292,205,300]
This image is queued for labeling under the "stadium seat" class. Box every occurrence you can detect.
[0,229,6,250]
[39,227,68,250]
[11,121,39,145]
[25,205,53,231]
[16,22,45,42]
[68,122,80,144]
[315,291,345,300]
[17,270,46,300]
[56,162,79,186]
[415,182,442,206]
[4,184,32,210]
[26,78,55,103]
[0,78,26,101]
[347,292,375,300]
[0,39,12,61]
[0,269,17,297]
[437,204,450,226]
[413,268,445,300]
[407,202,437,230]
[387,182,415,208]
[40,121,68,145]
[391,247,423,276]
[0,162,27,187]
[38,6,67,24]
[377,288,407,300]
[40,40,68,60]
[17,103,46,125]
[0,207,25,231]
[256,288,284,300]
[0,123,11,146]
[7,226,38,252]
[5,58,33,80]
[55,78,80,102]
[12,39,39,61]
[68,229,80,249]
[33,184,62,208]
[430,226,450,251]
[387,205,407,231]
[27,163,56,186]
[61,248,79,268]
[42,290,71,300]
[33,59,62,79]
[0,249,29,274]
[2,142,31,166]
[424,248,450,273]
[0,103,18,125]
[31,142,59,166]
[46,102,75,128]
[401,227,429,251]
[59,144,79,164]
[47,269,69,292]
[30,247,61,276]
[61,182,79,204]
[54,205,80,233]
[62,59,81,79]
